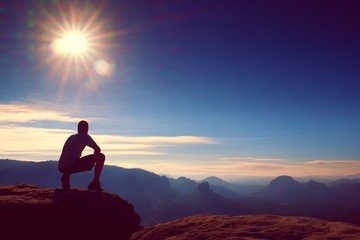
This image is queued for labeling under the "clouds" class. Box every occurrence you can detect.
[95,134,216,158]
[0,124,71,160]
[302,160,360,176]
[97,135,215,145]
[217,157,287,162]
[0,102,215,161]
[305,160,360,165]
[0,103,81,123]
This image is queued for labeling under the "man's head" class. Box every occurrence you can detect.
[78,120,89,133]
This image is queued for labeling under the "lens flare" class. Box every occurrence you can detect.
[94,59,115,77]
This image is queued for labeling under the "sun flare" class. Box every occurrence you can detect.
[39,1,118,84]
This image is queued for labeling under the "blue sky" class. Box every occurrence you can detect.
[0,0,359,180]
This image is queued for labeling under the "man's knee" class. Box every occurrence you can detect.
[98,153,105,163]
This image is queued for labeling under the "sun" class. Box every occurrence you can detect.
[51,31,90,56]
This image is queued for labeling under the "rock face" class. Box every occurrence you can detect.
[0,184,141,240]
[131,214,360,240]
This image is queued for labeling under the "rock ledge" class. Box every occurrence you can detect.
[0,184,141,240]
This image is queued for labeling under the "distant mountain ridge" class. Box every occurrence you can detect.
[1,159,360,226]
[257,175,339,202]
[202,176,264,196]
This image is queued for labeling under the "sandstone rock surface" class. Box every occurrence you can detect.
[0,184,141,240]
[131,214,360,240]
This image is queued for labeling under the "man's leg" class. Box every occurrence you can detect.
[93,153,105,183]
[61,173,70,189]
[78,153,106,191]
[59,168,71,190]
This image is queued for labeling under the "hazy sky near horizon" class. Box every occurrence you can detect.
[1,0,360,180]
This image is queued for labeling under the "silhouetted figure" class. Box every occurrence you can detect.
[59,120,105,191]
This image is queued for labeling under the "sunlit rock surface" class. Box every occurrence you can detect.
[131,214,360,240]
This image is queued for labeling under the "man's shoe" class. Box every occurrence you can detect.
[88,181,103,191]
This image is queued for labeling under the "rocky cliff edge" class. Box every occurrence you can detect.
[0,184,141,240]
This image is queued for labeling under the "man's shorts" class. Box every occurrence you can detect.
[59,155,96,174]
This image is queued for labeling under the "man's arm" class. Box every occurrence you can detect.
[93,144,101,155]
[86,134,101,155]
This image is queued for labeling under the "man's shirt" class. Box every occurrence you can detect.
[59,133,97,169]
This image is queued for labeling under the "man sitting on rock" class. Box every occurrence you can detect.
[59,120,105,191]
